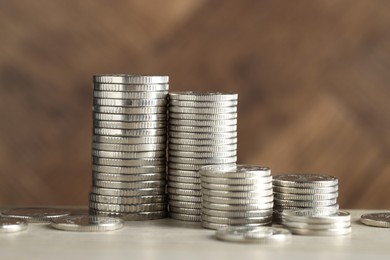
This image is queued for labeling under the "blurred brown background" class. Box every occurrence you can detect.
[0,0,389,209]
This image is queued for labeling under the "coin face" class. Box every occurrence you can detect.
[50,215,124,232]
[168,92,238,101]
[361,212,390,228]
[215,226,291,242]
[93,74,169,84]
[1,208,71,223]
[0,217,28,233]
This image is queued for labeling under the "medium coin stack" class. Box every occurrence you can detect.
[89,74,169,220]
[272,173,339,224]
[200,165,274,230]
[167,92,238,222]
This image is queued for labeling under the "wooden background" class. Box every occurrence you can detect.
[0,0,389,209]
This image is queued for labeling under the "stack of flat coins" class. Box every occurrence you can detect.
[167,92,238,222]
[272,174,339,223]
[200,165,274,230]
[89,74,169,220]
[281,209,351,236]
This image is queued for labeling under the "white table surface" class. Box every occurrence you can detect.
[1,209,389,260]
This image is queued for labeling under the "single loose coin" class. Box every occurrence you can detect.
[51,215,123,232]
[216,226,291,243]
[93,74,169,84]
[361,212,390,228]
[273,174,338,187]
[1,208,71,223]
[94,83,169,92]
[0,218,28,233]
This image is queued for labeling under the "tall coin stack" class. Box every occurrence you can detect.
[167,92,238,222]
[89,74,169,220]
[272,174,339,224]
[200,165,274,230]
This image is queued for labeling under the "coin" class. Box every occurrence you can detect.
[168,206,201,215]
[94,120,166,130]
[360,212,390,228]
[92,165,166,174]
[215,226,291,243]
[168,194,202,203]
[89,194,166,204]
[93,180,166,189]
[202,215,272,225]
[168,92,237,101]
[287,226,351,236]
[92,150,166,159]
[168,200,201,209]
[169,106,237,114]
[282,210,351,224]
[168,176,201,184]
[273,191,338,201]
[201,176,272,185]
[94,83,169,92]
[169,100,238,108]
[169,118,237,127]
[91,187,165,197]
[169,156,237,165]
[168,144,237,152]
[90,210,167,221]
[50,215,123,232]
[93,74,169,84]
[202,195,273,204]
[273,174,338,187]
[168,181,201,190]
[168,112,237,120]
[283,221,351,230]
[202,208,273,218]
[168,125,237,133]
[89,202,167,213]
[272,185,338,194]
[167,187,202,197]
[168,162,203,171]
[273,198,338,207]
[168,169,199,178]
[202,201,273,211]
[93,106,167,114]
[0,218,28,233]
[201,182,272,191]
[168,131,237,139]
[93,113,167,122]
[1,208,71,223]
[93,172,165,182]
[169,212,201,222]
[93,157,166,167]
[93,135,166,145]
[202,188,273,198]
[93,98,167,107]
[200,165,271,178]
[92,143,166,152]
[202,221,268,230]
[168,137,237,146]
[94,128,166,136]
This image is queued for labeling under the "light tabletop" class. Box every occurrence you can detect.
[1,209,389,260]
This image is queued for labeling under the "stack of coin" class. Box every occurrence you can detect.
[281,209,351,236]
[89,74,169,220]
[200,165,274,230]
[272,174,339,223]
[167,92,238,222]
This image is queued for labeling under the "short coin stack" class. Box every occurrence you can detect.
[167,92,238,222]
[89,74,169,220]
[200,165,274,229]
[272,174,339,223]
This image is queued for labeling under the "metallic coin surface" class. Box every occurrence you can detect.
[169,137,237,146]
[168,194,202,203]
[169,106,237,114]
[93,157,166,167]
[89,202,167,213]
[202,208,272,218]
[92,143,166,152]
[92,165,166,174]
[93,106,167,114]
[273,198,338,207]
[273,192,338,201]
[94,121,166,130]
[169,212,201,222]
[168,200,202,209]
[0,218,28,233]
[168,92,237,101]
[287,226,352,236]
[168,125,237,133]
[90,210,167,221]
[94,128,166,137]
[168,206,201,215]
[89,194,166,205]
[202,188,273,198]
[93,172,165,182]
[283,220,351,230]
[93,74,169,84]
[216,226,291,243]
[93,135,166,144]
[169,118,237,127]
[168,169,199,178]
[272,185,338,194]
[201,182,272,191]
[169,156,237,165]
[93,113,167,122]
[93,98,167,107]
[273,174,338,187]
[202,215,272,225]
[168,181,201,190]
[92,150,166,159]
[201,176,272,185]
[168,131,237,140]
[202,195,273,205]
[169,150,236,159]
[1,208,71,223]
[169,100,238,108]
[50,215,123,232]
[202,201,273,211]
[93,180,166,189]
[167,187,202,197]
[168,175,201,184]
[168,144,237,152]
[94,91,167,100]
[202,221,269,230]
[91,187,165,197]
[200,165,271,178]
[283,210,351,224]
[168,112,237,120]
[94,83,169,92]
[360,212,390,228]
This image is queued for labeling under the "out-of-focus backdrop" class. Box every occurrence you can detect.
[0,0,389,208]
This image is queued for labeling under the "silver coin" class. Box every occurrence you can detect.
[273,191,338,201]
[168,125,237,133]
[93,180,166,189]
[360,212,390,228]
[287,226,352,236]
[89,202,167,213]
[89,194,166,204]
[169,118,237,127]
[92,165,165,174]
[202,188,273,198]
[168,181,201,190]
[169,100,238,108]
[93,113,167,122]
[169,150,236,159]
[93,106,167,115]
[216,226,291,243]
[283,221,351,230]
[168,137,237,146]
[168,131,237,140]
[274,198,337,207]
[168,144,237,152]
[89,210,167,221]
[275,207,339,218]
[169,212,201,222]
[169,206,201,215]
[202,221,269,230]
[94,91,167,99]
[169,156,237,165]
[201,176,272,185]
[168,92,237,101]
[169,106,237,115]
[92,150,166,159]
[92,143,166,152]
[94,128,166,137]
[273,174,338,187]
[93,172,166,182]
[168,162,203,171]
[283,210,351,224]
[1,208,71,223]
[0,218,28,233]
[94,121,166,130]
[93,135,166,145]
[202,195,274,205]
[200,164,271,178]
[93,74,169,84]
[93,157,166,167]
[168,194,202,203]
[202,208,273,218]
[91,187,165,197]
[168,200,201,209]
[93,98,167,107]
[168,175,201,184]
[168,169,199,178]
[272,185,338,194]
[51,215,123,232]
[202,201,273,211]
[201,182,272,191]
[202,215,272,225]
[94,83,169,92]
[167,187,202,197]
[168,112,237,120]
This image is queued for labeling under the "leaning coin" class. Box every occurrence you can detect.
[361,212,390,228]
[1,208,71,223]
[170,212,201,222]
[272,185,338,194]
[168,144,237,152]
[50,215,123,232]
[93,113,166,122]
[168,118,237,127]
[94,128,166,137]
[93,74,169,84]
[92,143,166,152]
[168,92,237,101]
[0,218,28,233]
[216,226,291,243]
[91,187,165,197]
[273,174,338,187]
[90,210,167,221]
[94,121,166,130]
[169,100,237,108]
[89,194,166,204]
[288,226,352,236]
[168,112,237,121]
[94,83,169,92]
[93,91,167,99]
[93,106,167,114]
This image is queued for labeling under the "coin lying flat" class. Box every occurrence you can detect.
[90,210,167,221]
[282,210,351,224]
[215,226,291,243]
[169,100,238,108]
[94,83,169,92]
[169,118,237,127]
[94,121,166,130]
[93,98,167,107]
[361,212,390,228]
[93,74,169,84]
[93,113,167,122]
[170,212,202,222]
[50,215,123,232]
[91,187,166,197]
[273,174,338,187]
[202,215,272,225]
[93,91,167,99]
[89,193,166,204]
[92,165,166,174]
[1,208,71,223]
[93,135,166,145]
[168,92,238,101]
[0,218,28,233]
[202,221,269,230]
